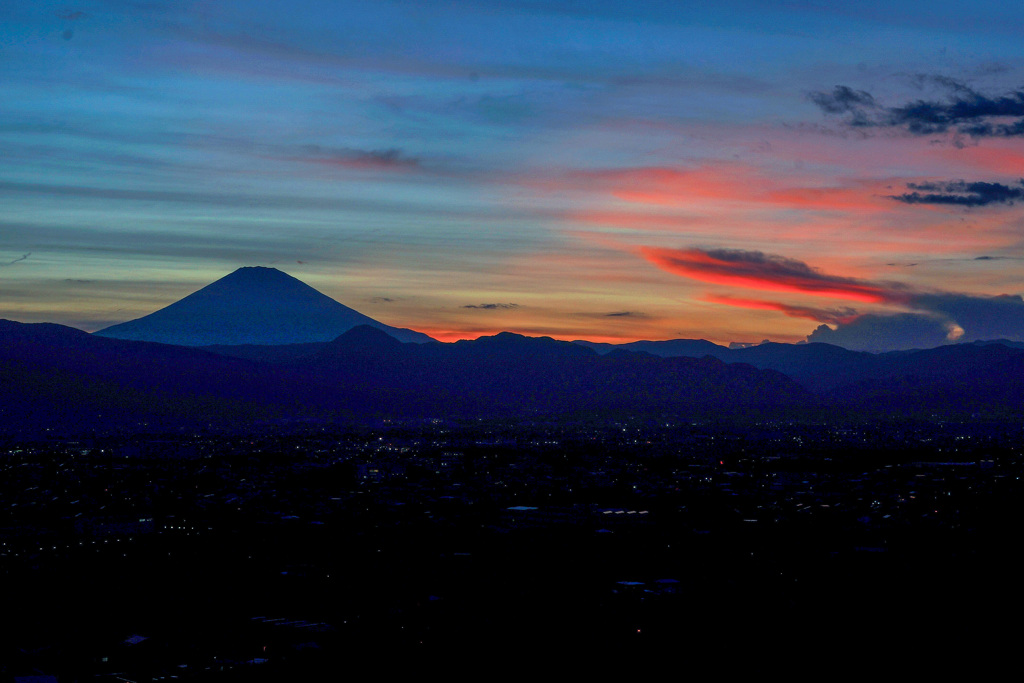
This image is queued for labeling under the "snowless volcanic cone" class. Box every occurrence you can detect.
[95,266,433,345]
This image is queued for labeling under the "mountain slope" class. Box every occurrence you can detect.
[94,266,433,345]
[0,320,334,433]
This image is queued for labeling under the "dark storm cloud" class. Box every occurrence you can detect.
[463,303,519,309]
[807,314,953,352]
[810,81,1024,138]
[604,311,644,317]
[913,292,1024,341]
[890,180,1024,207]
[807,293,1024,351]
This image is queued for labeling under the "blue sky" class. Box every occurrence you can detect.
[3,0,1024,349]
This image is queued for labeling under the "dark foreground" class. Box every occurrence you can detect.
[3,418,1023,678]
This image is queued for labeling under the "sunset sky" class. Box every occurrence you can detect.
[3,1,1024,350]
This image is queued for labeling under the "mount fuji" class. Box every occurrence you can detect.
[94,266,433,346]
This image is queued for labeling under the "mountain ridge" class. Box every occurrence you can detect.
[0,320,814,433]
[5,319,1024,435]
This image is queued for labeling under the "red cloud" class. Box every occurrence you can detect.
[703,294,858,324]
[642,247,902,304]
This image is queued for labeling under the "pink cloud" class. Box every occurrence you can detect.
[641,247,903,304]
[545,163,900,215]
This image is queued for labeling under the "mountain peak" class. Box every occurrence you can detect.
[235,266,279,273]
[202,266,317,294]
[94,267,433,346]
[222,266,293,281]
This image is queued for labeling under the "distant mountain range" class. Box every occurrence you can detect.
[0,320,811,433]
[3,267,1023,434]
[574,337,1024,392]
[2,317,1024,434]
[95,266,433,345]
[200,328,1024,416]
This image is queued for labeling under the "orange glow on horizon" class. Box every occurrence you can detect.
[413,327,657,345]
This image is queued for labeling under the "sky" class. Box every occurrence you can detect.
[3,0,1024,350]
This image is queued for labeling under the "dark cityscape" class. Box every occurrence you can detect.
[4,416,1024,677]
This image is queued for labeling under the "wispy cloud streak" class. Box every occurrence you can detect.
[291,146,422,172]
[1,252,31,267]
[463,303,519,309]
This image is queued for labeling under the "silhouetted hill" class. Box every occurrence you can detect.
[970,339,1024,350]
[1,321,817,433]
[577,338,886,391]
[575,337,1024,394]
[7,319,1024,434]
[0,320,326,433]
[296,327,813,417]
[722,342,880,392]
[95,266,433,345]
[833,343,1024,415]
[575,338,726,358]
[325,323,406,352]
[452,331,595,362]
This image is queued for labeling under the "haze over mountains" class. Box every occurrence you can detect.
[3,266,1024,434]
